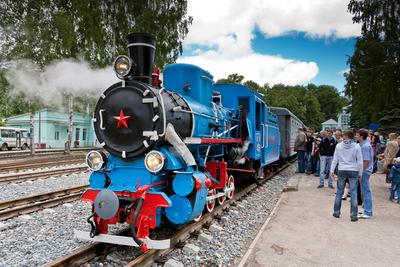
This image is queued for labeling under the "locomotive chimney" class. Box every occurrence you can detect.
[127,33,156,84]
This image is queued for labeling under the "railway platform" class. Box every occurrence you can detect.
[238,172,400,267]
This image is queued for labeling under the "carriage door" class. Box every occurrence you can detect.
[255,99,265,163]
[16,131,21,148]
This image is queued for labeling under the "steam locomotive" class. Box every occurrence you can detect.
[75,33,302,252]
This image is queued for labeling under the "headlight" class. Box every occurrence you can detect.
[145,150,166,173]
[113,55,133,79]
[86,151,107,171]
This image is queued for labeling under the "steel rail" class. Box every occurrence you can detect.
[0,184,88,220]
[43,162,291,267]
[0,147,99,160]
[0,157,85,172]
[0,166,88,184]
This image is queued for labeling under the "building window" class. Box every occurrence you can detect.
[54,131,60,140]
[82,128,87,141]
[75,128,80,140]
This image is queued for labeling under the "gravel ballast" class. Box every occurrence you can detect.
[0,201,93,267]
[0,168,89,202]
[0,163,295,267]
[165,164,296,267]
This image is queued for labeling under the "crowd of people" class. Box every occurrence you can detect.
[294,127,400,222]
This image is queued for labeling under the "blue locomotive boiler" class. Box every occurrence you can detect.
[76,33,281,252]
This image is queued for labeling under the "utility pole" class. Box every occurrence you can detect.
[65,95,73,154]
[29,111,35,155]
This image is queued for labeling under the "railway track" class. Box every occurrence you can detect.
[0,165,88,184]
[43,163,291,267]
[0,147,98,160]
[0,156,85,173]
[0,185,88,221]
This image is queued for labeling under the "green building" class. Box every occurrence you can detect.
[4,108,95,148]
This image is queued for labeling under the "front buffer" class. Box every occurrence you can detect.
[75,184,171,253]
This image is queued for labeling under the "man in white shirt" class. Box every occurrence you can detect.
[330,130,363,222]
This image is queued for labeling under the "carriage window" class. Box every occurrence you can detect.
[54,131,60,140]
[9,130,16,138]
[256,101,261,130]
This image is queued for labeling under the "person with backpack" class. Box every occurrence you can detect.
[294,127,307,173]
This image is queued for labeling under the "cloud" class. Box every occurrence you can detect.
[186,0,360,50]
[178,51,319,86]
[179,0,359,85]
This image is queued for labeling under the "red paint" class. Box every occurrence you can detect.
[226,167,256,173]
[201,138,242,144]
[195,179,202,191]
[81,181,170,239]
[113,109,131,128]
[140,243,148,253]
[205,178,212,188]
[151,67,162,88]
[182,83,192,90]
[205,161,228,189]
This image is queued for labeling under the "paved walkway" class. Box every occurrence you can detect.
[241,173,400,267]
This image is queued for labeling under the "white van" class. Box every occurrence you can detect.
[0,127,30,151]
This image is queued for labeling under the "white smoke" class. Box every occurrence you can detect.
[5,58,118,102]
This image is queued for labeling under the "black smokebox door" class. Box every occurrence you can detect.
[99,86,155,154]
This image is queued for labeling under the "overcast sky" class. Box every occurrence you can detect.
[177,0,361,91]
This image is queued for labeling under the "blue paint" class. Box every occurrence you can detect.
[163,63,214,106]
[159,147,185,170]
[165,194,193,224]
[214,83,281,167]
[189,171,208,220]
[172,173,195,197]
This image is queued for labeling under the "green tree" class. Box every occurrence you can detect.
[0,71,9,119]
[265,84,324,130]
[216,73,245,84]
[0,0,192,68]
[312,85,348,121]
[346,0,400,129]
[380,102,400,134]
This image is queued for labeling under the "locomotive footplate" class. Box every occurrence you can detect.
[74,230,170,249]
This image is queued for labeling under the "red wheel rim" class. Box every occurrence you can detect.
[217,192,226,205]
[227,175,235,199]
[206,189,216,212]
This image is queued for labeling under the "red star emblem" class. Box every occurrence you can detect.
[113,109,131,128]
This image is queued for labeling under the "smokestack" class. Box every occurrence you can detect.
[127,33,156,84]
